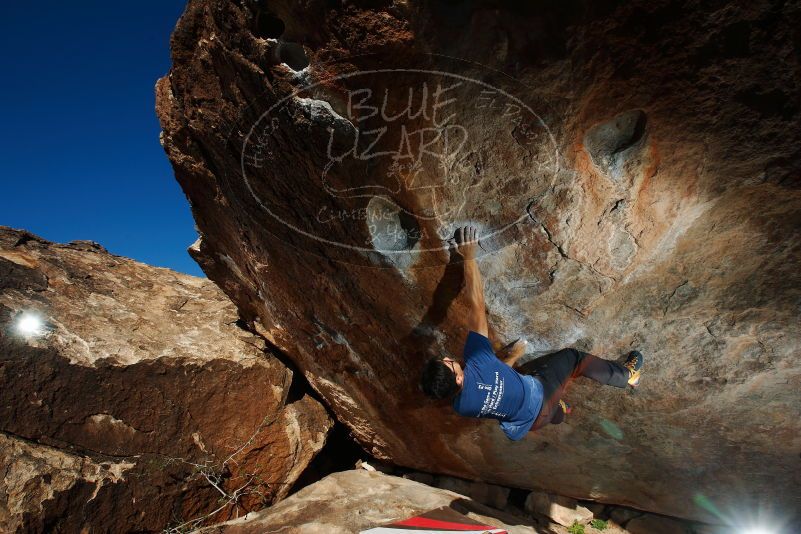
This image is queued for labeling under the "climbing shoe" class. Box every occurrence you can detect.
[624,350,644,387]
[558,399,572,415]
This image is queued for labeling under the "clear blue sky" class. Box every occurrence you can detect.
[0,1,204,277]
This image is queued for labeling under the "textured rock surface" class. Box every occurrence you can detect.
[156,0,801,521]
[0,227,332,532]
[0,433,134,533]
[194,469,543,534]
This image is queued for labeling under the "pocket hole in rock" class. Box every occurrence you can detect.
[279,41,310,71]
[584,109,647,176]
[255,11,285,39]
[366,197,421,269]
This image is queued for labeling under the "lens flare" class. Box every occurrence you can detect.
[693,492,790,534]
[599,418,624,440]
[694,493,726,522]
[15,313,43,336]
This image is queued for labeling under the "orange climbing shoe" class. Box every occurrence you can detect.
[624,350,644,387]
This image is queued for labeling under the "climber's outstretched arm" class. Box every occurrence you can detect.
[455,226,488,337]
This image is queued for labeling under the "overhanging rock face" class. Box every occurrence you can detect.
[156,0,801,521]
[0,227,332,532]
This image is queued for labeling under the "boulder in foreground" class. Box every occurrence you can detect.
[0,227,333,532]
[194,469,542,534]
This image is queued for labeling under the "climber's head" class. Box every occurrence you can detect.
[420,356,463,399]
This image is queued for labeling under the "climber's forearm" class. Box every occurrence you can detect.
[463,258,488,336]
[464,258,485,308]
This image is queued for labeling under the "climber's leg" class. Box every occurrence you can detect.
[572,351,630,388]
[518,348,630,430]
[517,349,578,430]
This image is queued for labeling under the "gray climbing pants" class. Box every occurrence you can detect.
[516,348,629,430]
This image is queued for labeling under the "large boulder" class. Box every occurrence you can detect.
[0,227,333,532]
[156,0,801,522]
[194,469,541,534]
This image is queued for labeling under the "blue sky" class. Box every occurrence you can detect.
[0,1,204,277]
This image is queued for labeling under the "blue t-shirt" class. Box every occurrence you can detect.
[452,331,543,441]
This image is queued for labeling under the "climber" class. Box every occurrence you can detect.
[419,225,644,441]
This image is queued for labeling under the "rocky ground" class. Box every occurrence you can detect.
[156,0,801,523]
[193,468,707,534]
[0,227,332,532]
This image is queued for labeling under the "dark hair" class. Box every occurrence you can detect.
[420,357,459,399]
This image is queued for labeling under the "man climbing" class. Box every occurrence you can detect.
[420,225,644,440]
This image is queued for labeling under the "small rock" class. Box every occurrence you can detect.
[524,491,593,527]
[609,507,643,526]
[626,513,689,534]
[469,481,510,510]
[356,460,376,471]
[436,475,472,496]
[584,501,607,516]
[434,476,510,510]
[67,239,107,252]
[503,502,527,518]
[355,460,393,474]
